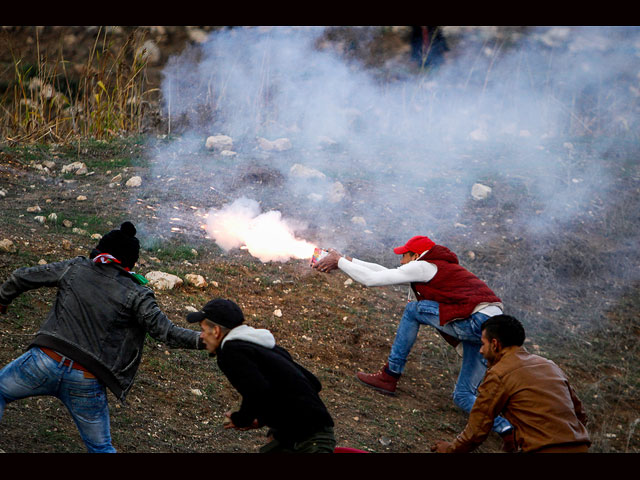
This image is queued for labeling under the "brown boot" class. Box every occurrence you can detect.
[356,363,400,395]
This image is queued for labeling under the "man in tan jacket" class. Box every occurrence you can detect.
[432,314,590,453]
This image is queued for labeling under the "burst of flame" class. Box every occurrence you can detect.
[205,198,316,263]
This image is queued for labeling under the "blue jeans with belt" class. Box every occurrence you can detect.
[0,347,116,452]
[387,300,512,434]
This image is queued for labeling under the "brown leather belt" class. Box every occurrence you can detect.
[41,347,96,379]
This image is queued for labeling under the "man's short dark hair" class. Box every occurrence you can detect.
[481,315,526,347]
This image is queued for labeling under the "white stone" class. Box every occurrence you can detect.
[111,173,123,183]
[27,205,41,213]
[328,181,346,203]
[34,216,46,224]
[77,195,87,201]
[188,29,209,44]
[185,273,207,288]
[145,271,183,290]
[273,309,283,317]
[136,40,161,64]
[258,137,291,151]
[469,128,488,141]
[289,163,326,180]
[61,161,88,175]
[205,135,233,151]
[0,239,16,253]
[125,176,142,188]
[471,183,492,201]
[351,216,366,226]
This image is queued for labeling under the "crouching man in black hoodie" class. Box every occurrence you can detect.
[187,298,336,453]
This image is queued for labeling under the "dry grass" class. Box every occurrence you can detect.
[0,27,155,145]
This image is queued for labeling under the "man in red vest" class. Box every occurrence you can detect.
[314,235,515,448]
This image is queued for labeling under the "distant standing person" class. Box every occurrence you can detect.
[314,235,515,449]
[0,221,205,453]
[188,298,336,453]
[410,26,449,68]
[432,315,590,453]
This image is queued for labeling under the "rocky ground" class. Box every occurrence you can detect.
[0,26,639,454]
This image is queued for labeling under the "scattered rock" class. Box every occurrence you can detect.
[62,219,73,228]
[27,205,41,213]
[145,271,183,290]
[466,250,476,261]
[111,173,123,183]
[72,227,88,235]
[62,239,72,250]
[258,137,291,152]
[190,388,204,396]
[351,216,366,226]
[61,161,88,175]
[469,128,488,141]
[0,189,6,197]
[328,181,346,203]
[205,135,233,151]
[471,183,492,201]
[48,213,58,223]
[76,195,87,201]
[379,437,392,447]
[38,259,47,265]
[185,306,198,313]
[0,239,16,253]
[290,164,326,180]
[34,216,46,224]
[185,273,208,288]
[136,40,161,64]
[126,176,142,188]
[344,278,353,286]
[273,309,283,317]
[188,29,209,44]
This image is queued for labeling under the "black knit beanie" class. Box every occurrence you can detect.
[92,221,140,269]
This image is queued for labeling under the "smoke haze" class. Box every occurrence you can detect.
[142,26,639,328]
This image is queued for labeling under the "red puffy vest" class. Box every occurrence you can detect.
[411,245,502,326]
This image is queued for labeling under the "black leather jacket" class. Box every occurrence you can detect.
[0,257,201,402]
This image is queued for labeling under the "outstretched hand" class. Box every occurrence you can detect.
[313,249,343,273]
[431,440,453,453]
[223,411,260,430]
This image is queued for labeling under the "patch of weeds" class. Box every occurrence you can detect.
[142,239,199,263]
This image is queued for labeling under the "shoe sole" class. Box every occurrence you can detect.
[355,374,396,396]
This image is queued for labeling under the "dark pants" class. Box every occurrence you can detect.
[259,426,336,453]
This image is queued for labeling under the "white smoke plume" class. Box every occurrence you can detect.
[205,197,316,263]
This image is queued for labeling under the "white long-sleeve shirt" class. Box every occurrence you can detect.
[337,255,436,287]
[337,253,503,317]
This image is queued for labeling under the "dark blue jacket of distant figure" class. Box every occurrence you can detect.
[0,256,202,402]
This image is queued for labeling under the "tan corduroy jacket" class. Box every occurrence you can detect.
[450,346,590,453]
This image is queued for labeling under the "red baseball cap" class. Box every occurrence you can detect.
[393,235,435,255]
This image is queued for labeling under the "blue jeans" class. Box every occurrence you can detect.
[387,300,512,434]
[0,347,116,453]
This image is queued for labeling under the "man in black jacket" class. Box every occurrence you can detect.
[0,221,205,453]
[187,298,336,453]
